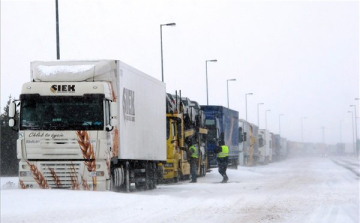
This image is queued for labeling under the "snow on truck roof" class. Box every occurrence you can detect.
[31,60,117,82]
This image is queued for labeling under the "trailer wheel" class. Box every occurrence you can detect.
[151,162,157,189]
[146,162,155,190]
[157,165,164,184]
[135,162,155,190]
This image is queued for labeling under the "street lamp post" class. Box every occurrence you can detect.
[348,111,355,155]
[301,117,307,143]
[279,114,284,135]
[55,0,60,59]
[205,59,217,105]
[265,110,271,130]
[227,79,236,108]
[340,120,343,143]
[354,98,360,155]
[257,103,264,127]
[350,104,358,155]
[245,93,253,121]
[160,23,176,82]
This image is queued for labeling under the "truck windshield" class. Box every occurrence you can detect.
[20,94,104,130]
[205,119,217,143]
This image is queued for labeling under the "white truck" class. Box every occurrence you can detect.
[258,129,271,164]
[238,119,258,166]
[8,60,166,192]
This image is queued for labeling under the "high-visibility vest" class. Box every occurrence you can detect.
[217,145,229,158]
[189,145,198,158]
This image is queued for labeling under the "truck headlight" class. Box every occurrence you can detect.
[164,163,174,168]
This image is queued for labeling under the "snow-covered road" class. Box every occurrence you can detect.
[1,157,359,223]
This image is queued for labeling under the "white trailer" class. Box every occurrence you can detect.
[269,132,274,162]
[238,119,258,166]
[238,119,251,166]
[9,60,166,192]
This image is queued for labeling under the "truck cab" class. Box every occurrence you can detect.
[201,106,239,169]
[161,92,208,182]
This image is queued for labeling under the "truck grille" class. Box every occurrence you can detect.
[25,139,90,159]
[40,162,83,189]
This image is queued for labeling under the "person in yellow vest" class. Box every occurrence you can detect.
[188,139,198,183]
[216,140,229,183]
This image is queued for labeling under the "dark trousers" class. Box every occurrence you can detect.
[190,158,197,182]
[217,157,228,178]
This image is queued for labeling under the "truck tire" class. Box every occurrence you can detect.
[124,162,130,192]
[233,159,238,170]
[146,162,155,190]
[111,166,125,192]
[151,162,157,189]
[135,162,156,190]
[200,165,206,177]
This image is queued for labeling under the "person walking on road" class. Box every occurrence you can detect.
[188,140,198,183]
[216,141,229,183]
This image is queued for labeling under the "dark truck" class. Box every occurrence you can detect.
[201,106,239,169]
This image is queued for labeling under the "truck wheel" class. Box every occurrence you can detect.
[233,159,238,170]
[174,173,180,183]
[111,166,125,192]
[202,165,206,177]
[179,170,184,181]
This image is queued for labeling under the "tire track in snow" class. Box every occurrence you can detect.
[332,159,360,177]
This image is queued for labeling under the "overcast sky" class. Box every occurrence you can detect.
[1,0,359,144]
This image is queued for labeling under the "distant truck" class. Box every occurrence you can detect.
[269,132,275,162]
[280,137,288,160]
[238,119,257,166]
[8,60,166,191]
[258,129,271,164]
[273,134,281,161]
[201,106,239,168]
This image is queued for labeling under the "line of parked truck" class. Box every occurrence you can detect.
[8,60,290,192]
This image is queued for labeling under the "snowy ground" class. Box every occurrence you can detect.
[1,157,359,223]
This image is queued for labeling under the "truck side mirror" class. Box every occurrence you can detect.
[9,119,15,127]
[106,119,118,131]
[110,119,118,126]
[259,138,264,147]
[9,102,16,118]
[239,133,244,143]
[244,132,247,142]
[177,120,182,140]
[8,102,16,127]
[238,127,244,143]
[110,102,118,118]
